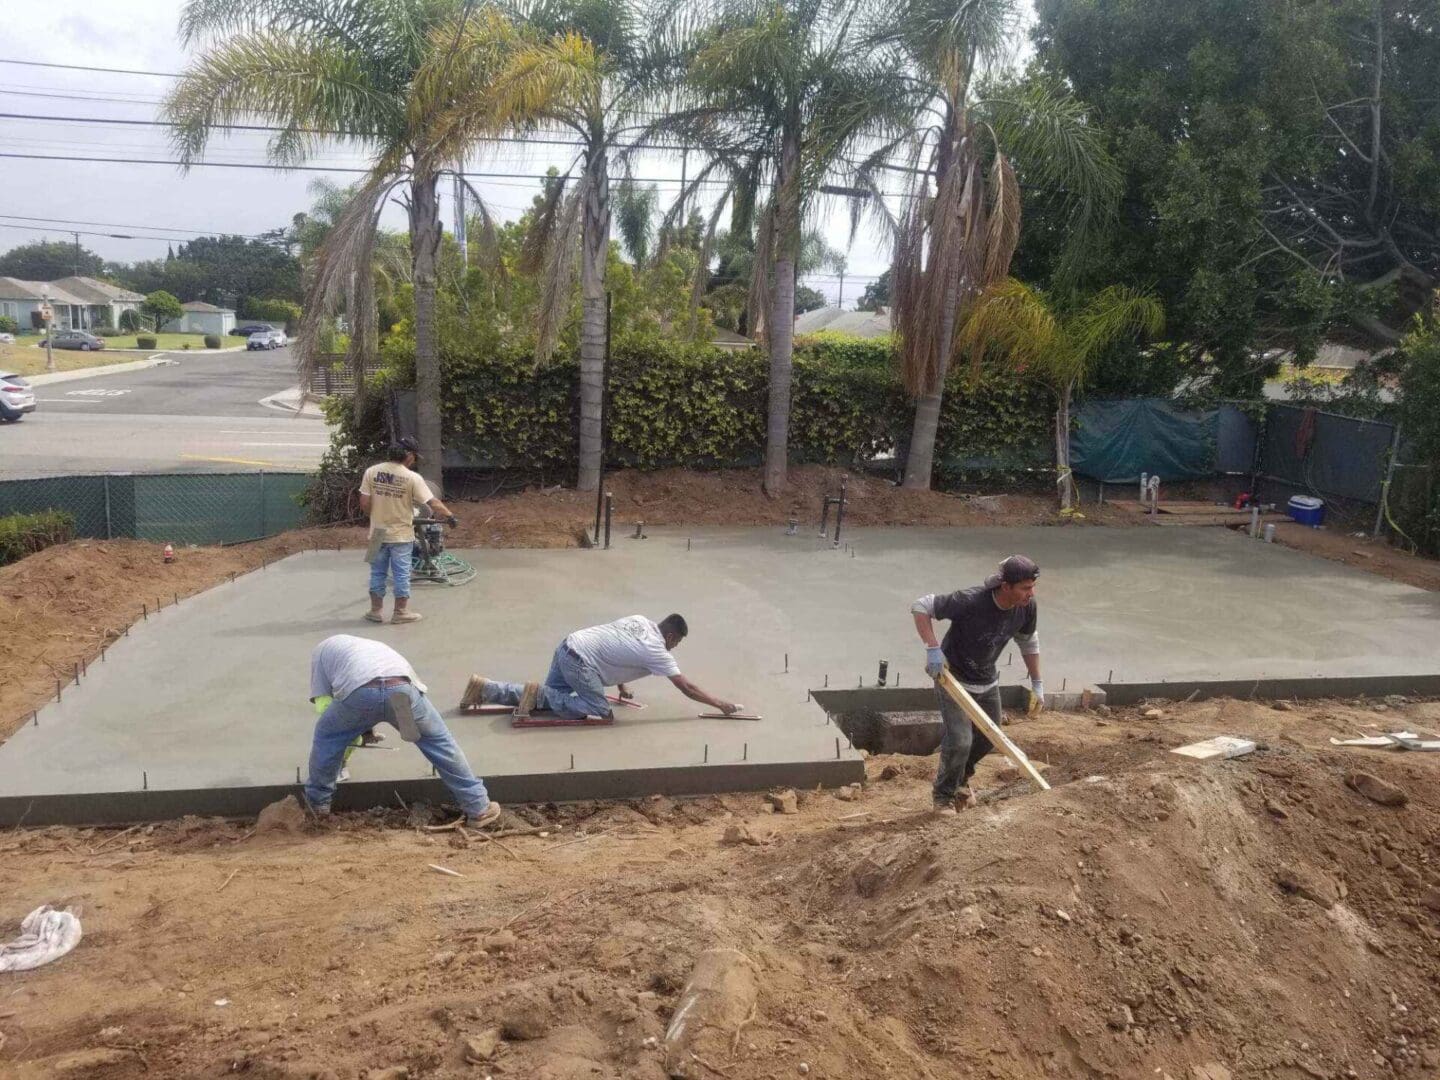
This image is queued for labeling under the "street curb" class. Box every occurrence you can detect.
[25,355,168,385]
[259,385,326,419]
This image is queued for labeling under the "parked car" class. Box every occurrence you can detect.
[232,324,273,337]
[247,330,280,351]
[40,330,105,351]
[267,328,289,347]
[0,371,36,421]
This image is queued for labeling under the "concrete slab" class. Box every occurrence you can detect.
[1,525,1437,824]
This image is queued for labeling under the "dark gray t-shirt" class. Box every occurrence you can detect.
[931,585,1038,688]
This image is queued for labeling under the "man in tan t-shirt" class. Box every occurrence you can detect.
[359,437,457,624]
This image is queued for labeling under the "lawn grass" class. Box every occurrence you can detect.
[94,333,224,351]
[0,341,152,377]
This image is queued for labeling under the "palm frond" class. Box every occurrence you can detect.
[952,278,1060,378]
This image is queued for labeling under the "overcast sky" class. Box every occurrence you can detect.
[0,2,972,308]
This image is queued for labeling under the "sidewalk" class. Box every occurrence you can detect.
[259,385,327,419]
[24,346,246,386]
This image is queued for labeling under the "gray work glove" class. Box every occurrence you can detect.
[925,646,945,679]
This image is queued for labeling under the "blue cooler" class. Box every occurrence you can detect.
[1287,495,1325,526]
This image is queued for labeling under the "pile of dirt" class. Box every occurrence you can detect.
[3,697,1439,1078]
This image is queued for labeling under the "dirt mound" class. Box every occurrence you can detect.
[3,698,1439,1078]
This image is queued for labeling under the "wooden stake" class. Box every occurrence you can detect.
[936,671,1051,791]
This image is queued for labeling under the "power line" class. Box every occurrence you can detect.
[0,212,268,239]
[0,59,182,78]
[0,221,203,243]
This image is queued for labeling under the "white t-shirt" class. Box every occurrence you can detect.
[566,616,682,686]
[310,635,428,701]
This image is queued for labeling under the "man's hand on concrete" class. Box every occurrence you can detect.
[446,514,459,528]
[617,684,634,701]
[716,700,740,715]
[1028,678,1045,715]
[925,646,945,679]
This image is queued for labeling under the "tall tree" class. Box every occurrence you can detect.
[431,0,673,491]
[673,0,912,494]
[956,279,1164,510]
[0,239,106,281]
[164,0,505,487]
[864,0,1118,490]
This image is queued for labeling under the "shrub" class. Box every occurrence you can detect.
[118,309,144,332]
[203,334,221,349]
[0,315,17,334]
[0,510,74,567]
[136,335,158,349]
[241,298,302,333]
[95,327,122,338]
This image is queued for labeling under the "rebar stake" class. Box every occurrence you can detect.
[570,753,575,770]
[703,744,709,764]
[143,771,148,790]
[743,743,748,761]
[835,737,840,759]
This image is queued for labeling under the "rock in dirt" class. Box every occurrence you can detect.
[1345,771,1408,807]
[483,930,518,953]
[1142,707,1164,719]
[256,795,307,833]
[1275,866,1335,908]
[721,824,767,846]
[663,948,759,1078]
[834,783,862,802]
[1421,888,1440,913]
[406,801,436,827]
[499,991,554,1041]
[461,1027,502,1062]
[767,790,798,815]
[1272,700,1294,711]
[1190,1066,1233,1080]
[879,764,902,781]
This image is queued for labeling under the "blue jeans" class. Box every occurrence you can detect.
[305,683,489,815]
[369,542,413,599]
[482,642,612,720]
[932,684,1003,803]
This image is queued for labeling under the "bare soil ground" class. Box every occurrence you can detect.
[4,697,1440,1078]
[3,465,1436,745]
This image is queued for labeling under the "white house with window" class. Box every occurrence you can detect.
[0,276,144,331]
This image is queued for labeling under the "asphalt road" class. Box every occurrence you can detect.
[1,346,334,478]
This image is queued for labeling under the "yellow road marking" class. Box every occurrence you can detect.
[179,454,284,467]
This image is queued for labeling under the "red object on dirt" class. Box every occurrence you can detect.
[163,543,174,564]
[1233,492,1252,510]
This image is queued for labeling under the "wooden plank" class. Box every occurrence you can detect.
[936,671,1051,792]
[697,712,763,721]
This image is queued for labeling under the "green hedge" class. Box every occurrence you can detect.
[377,333,1051,481]
[0,510,74,567]
[136,335,157,349]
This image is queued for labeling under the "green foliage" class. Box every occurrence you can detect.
[203,334,222,349]
[0,315,17,334]
[0,510,74,567]
[119,235,301,307]
[239,298,302,330]
[340,333,1050,485]
[140,291,184,331]
[136,335,158,350]
[856,270,891,313]
[0,240,106,281]
[793,285,826,314]
[118,309,144,332]
[1388,321,1440,557]
[95,328,122,338]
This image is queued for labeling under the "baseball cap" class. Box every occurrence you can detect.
[984,554,1040,590]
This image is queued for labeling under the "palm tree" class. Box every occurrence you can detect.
[666,0,912,495]
[427,0,673,492]
[863,0,1120,490]
[955,279,1164,510]
[164,1,509,488]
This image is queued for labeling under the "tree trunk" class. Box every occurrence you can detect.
[764,127,801,497]
[577,143,611,493]
[348,223,378,427]
[902,286,960,490]
[409,171,444,492]
[1055,379,1075,511]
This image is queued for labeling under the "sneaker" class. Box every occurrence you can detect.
[363,610,384,623]
[391,609,423,624]
[459,674,490,710]
[515,681,540,717]
[301,791,331,817]
[386,690,422,742]
[931,801,958,817]
[360,729,385,746]
[467,802,502,829]
[337,766,352,783]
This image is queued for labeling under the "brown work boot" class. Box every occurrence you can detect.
[955,785,976,809]
[459,674,489,710]
[514,681,540,717]
[467,802,502,830]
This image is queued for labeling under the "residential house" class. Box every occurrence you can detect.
[0,276,144,330]
[163,301,236,336]
[792,306,892,339]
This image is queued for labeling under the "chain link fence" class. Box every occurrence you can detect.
[0,472,313,546]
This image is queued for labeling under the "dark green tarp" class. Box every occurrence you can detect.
[1071,399,1219,483]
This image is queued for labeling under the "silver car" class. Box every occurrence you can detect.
[0,371,36,421]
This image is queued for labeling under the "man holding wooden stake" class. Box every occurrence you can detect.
[911,555,1044,815]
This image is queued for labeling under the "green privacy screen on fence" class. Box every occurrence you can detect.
[0,472,312,546]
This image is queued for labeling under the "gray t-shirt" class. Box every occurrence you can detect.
[566,616,682,686]
[310,635,427,701]
[913,586,1038,691]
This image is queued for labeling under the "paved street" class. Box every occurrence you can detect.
[0,346,333,478]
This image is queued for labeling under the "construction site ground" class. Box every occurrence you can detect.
[3,465,1440,1078]
[4,697,1440,1078]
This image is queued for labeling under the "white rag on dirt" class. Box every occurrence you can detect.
[0,905,82,972]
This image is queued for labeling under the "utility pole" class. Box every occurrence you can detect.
[72,231,81,276]
[42,292,54,373]
[453,163,467,265]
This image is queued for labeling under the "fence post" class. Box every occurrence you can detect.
[102,474,113,540]
[258,470,266,538]
[1374,423,1402,539]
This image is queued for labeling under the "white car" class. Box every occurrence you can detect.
[267,328,289,347]
[0,371,36,421]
